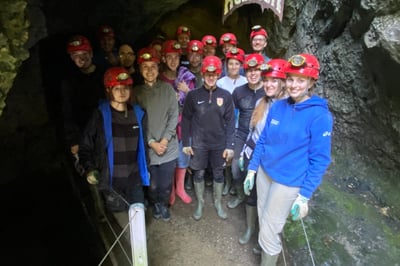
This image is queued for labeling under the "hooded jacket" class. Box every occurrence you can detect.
[248,95,333,199]
[79,101,150,190]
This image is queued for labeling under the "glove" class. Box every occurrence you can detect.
[182,146,194,156]
[238,156,244,172]
[223,149,234,162]
[86,170,100,185]
[243,170,256,196]
[290,194,309,221]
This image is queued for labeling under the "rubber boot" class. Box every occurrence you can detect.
[185,169,193,190]
[239,205,257,244]
[169,176,176,206]
[223,166,232,196]
[227,182,245,209]
[213,182,227,219]
[253,242,262,255]
[261,251,278,266]
[193,181,205,221]
[175,168,192,204]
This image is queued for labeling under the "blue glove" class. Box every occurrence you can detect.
[238,156,244,172]
[290,194,309,221]
[243,170,256,196]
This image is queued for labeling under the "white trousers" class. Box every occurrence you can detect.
[256,167,299,255]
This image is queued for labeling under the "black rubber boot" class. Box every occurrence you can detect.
[239,205,257,244]
[184,170,193,190]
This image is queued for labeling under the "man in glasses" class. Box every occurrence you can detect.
[249,25,270,62]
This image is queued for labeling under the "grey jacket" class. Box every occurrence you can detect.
[135,80,179,165]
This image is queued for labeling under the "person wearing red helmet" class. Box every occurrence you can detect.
[62,35,106,160]
[181,55,235,221]
[176,25,191,67]
[244,54,333,265]
[201,35,217,56]
[79,67,149,217]
[135,47,179,222]
[249,25,270,62]
[237,59,288,249]
[158,39,196,206]
[216,47,247,195]
[187,40,205,88]
[93,25,119,68]
[227,53,266,211]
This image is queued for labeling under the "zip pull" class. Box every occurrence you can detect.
[209,89,212,104]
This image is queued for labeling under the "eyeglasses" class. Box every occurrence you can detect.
[288,55,306,67]
[252,37,266,42]
[116,72,129,81]
[119,52,135,58]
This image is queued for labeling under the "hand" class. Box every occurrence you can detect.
[223,149,234,162]
[243,170,256,196]
[177,81,189,93]
[70,145,79,155]
[291,194,309,221]
[87,170,100,185]
[150,142,167,156]
[238,156,244,172]
[182,146,194,156]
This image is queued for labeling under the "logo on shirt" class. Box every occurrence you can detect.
[322,131,331,137]
[217,97,224,106]
[197,100,205,104]
[132,125,139,129]
[271,119,279,125]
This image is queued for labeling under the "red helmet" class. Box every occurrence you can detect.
[66,35,92,54]
[176,25,191,38]
[260,59,287,79]
[219,33,238,46]
[97,25,115,40]
[137,47,160,64]
[286,54,320,80]
[104,67,133,88]
[162,40,182,55]
[250,25,268,40]
[243,53,265,70]
[202,35,217,47]
[225,47,245,63]
[187,40,204,54]
[201,56,222,75]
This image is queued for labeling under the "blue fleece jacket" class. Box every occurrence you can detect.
[98,101,150,187]
[248,95,333,199]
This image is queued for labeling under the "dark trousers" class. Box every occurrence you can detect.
[148,160,176,205]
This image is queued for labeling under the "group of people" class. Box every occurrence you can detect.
[61,23,333,266]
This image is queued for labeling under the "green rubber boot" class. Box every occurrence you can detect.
[193,181,205,221]
[213,182,227,219]
[239,205,257,244]
[227,182,245,209]
[261,251,278,266]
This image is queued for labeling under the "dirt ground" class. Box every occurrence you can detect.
[146,186,261,266]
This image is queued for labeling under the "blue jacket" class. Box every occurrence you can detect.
[98,101,150,187]
[248,95,333,198]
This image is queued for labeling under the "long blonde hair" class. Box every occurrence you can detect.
[250,79,286,127]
